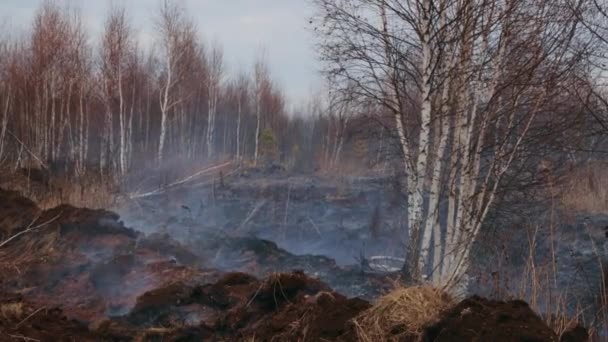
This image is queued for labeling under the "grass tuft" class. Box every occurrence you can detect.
[558,161,608,214]
[353,286,453,342]
[0,302,24,319]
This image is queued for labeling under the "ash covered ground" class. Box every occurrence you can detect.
[118,165,408,297]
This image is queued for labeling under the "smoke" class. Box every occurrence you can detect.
[118,169,406,269]
[115,164,608,323]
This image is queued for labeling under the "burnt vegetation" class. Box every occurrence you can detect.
[3,0,608,341]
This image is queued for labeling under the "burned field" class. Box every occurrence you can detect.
[0,167,590,341]
[0,170,394,341]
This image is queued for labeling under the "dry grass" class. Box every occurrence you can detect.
[559,161,608,214]
[36,177,120,210]
[0,167,121,210]
[518,257,581,337]
[353,286,454,342]
[504,223,589,338]
[0,302,24,319]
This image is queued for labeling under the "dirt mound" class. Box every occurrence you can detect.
[62,271,368,341]
[0,292,96,341]
[93,271,367,341]
[0,189,41,239]
[560,324,589,342]
[425,296,559,342]
[189,277,578,342]
[0,188,215,322]
[0,189,373,340]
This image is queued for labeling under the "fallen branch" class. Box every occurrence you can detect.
[246,283,264,308]
[129,161,234,199]
[190,166,241,188]
[237,200,267,232]
[306,217,323,238]
[6,334,40,342]
[0,213,62,249]
[164,160,234,189]
[15,307,46,329]
[6,130,47,170]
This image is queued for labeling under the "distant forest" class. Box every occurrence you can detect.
[0,1,384,179]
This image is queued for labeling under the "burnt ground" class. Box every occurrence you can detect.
[0,187,385,341]
[425,296,562,342]
[0,167,592,341]
[119,166,408,298]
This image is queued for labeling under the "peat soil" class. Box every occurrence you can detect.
[0,188,387,340]
[0,166,591,341]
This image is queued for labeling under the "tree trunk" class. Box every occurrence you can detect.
[254,98,261,166]
[0,88,10,160]
[158,52,172,165]
[236,95,242,160]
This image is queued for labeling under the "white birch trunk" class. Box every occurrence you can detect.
[423,95,451,281]
[118,65,127,175]
[0,87,10,160]
[206,90,217,159]
[236,94,242,160]
[78,86,85,173]
[254,92,261,166]
[413,0,434,277]
[333,118,348,166]
[158,51,172,165]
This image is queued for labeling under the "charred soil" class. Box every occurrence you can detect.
[0,188,587,341]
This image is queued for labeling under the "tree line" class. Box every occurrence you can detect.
[0,0,368,178]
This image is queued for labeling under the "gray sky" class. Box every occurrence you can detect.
[0,0,322,106]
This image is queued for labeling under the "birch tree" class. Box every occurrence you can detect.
[0,0,316,179]
[205,42,224,159]
[233,71,250,161]
[0,37,10,162]
[314,0,591,292]
[155,0,198,165]
[29,2,70,163]
[253,55,270,166]
[100,6,132,175]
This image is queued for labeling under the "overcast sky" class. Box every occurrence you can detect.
[0,0,322,106]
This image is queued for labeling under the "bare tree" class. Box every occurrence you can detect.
[0,0,331,189]
[326,80,358,168]
[29,1,69,163]
[314,0,592,292]
[100,5,133,175]
[233,70,250,161]
[205,42,224,159]
[155,0,198,165]
[0,36,10,163]
[252,54,270,166]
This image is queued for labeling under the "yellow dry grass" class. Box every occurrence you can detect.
[558,161,608,214]
[37,179,120,210]
[0,302,24,319]
[0,168,121,210]
[353,286,454,342]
